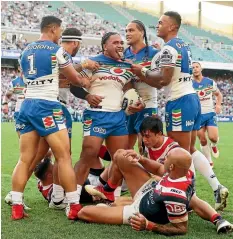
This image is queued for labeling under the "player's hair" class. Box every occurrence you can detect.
[34,158,52,180]
[192,61,202,67]
[131,20,149,61]
[140,116,163,135]
[164,11,182,29]
[40,15,62,32]
[101,32,119,52]
[61,28,82,42]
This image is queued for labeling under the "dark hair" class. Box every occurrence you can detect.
[101,32,119,53]
[164,11,182,29]
[34,158,52,180]
[131,20,149,61]
[40,15,62,32]
[140,116,163,135]
[62,28,82,38]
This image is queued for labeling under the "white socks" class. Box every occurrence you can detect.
[11,191,23,204]
[52,184,65,202]
[192,150,220,191]
[201,144,213,164]
[66,191,79,204]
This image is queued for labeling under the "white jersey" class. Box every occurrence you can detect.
[80,54,134,112]
[58,88,69,104]
[21,41,71,102]
[156,38,195,102]
[192,77,218,114]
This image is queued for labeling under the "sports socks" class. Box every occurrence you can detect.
[11,191,23,204]
[52,184,65,203]
[201,144,213,164]
[103,180,118,192]
[98,145,111,161]
[192,150,220,191]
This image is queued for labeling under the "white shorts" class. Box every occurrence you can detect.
[122,178,156,224]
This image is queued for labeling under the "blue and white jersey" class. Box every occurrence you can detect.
[80,54,134,112]
[58,52,73,104]
[124,46,159,108]
[20,40,71,101]
[6,76,26,112]
[193,77,218,114]
[155,38,195,101]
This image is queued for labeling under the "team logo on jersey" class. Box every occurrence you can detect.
[42,116,56,129]
[160,49,173,64]
[109,67,126,76]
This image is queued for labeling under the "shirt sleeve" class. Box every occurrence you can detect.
[164,199,188,224]
[56,47,72,69]
[79,69,93,78]
[160,45,178,68]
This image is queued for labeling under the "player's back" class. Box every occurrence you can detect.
[20,40,63,102]
[161,38,195,101]
[139,170,194,224]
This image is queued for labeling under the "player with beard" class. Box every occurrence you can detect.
[130,11,228,210]
[192,62,222,166]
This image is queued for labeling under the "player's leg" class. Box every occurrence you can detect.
[78,205,124,224]
[190,195,232,233]
[198,126,213,166]
[127,113,138,149]
[128,134,137,149]
[207,118,219,158]
[190,129,228,210]
[86,148,152,201]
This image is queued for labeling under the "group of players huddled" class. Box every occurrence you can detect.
[2,11,232,236]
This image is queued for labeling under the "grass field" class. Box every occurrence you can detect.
[1,122,233,239]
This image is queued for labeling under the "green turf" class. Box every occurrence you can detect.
[1,122,233,239]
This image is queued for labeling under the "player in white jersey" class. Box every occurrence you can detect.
[74,32,134,205]
[131,11,228,209]
[10,16,90,220]
[192,62,223,164]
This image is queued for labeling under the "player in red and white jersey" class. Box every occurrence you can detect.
[79,147,232,235]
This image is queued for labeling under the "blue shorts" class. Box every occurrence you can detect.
[83,109,128,139]
[200,112,217,128]
[14,112,20,131]
[62,105,72,138]
[16,99,66,137]
[165,94,201,132]
[127,108,158,134]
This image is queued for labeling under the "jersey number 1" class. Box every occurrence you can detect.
[28,54,37,75]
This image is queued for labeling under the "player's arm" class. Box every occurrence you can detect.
[130,213,187,235]
[74,59,100,72]
[214,87,223,114]
[57,47,91,88]
[123,150,164,176]
[123,81,133,92]
[131,46,177,89]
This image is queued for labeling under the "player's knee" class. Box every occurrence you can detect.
[200,138,208,146]
[209,136,218,144]
[113,149,126,162]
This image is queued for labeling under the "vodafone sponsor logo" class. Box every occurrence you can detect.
[99,75,124,86]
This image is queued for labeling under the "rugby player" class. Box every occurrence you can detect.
[2,66,25,137]
[130,11,228,208]
[192,62,222,165]
[11,16,90,220]
[124,20,159,150]
[73,32,134,205]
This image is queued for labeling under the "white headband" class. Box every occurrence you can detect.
[61,35,82,42]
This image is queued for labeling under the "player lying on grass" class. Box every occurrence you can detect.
[80,119,232,235]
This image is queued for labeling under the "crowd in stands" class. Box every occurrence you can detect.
[1,68,233,122]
